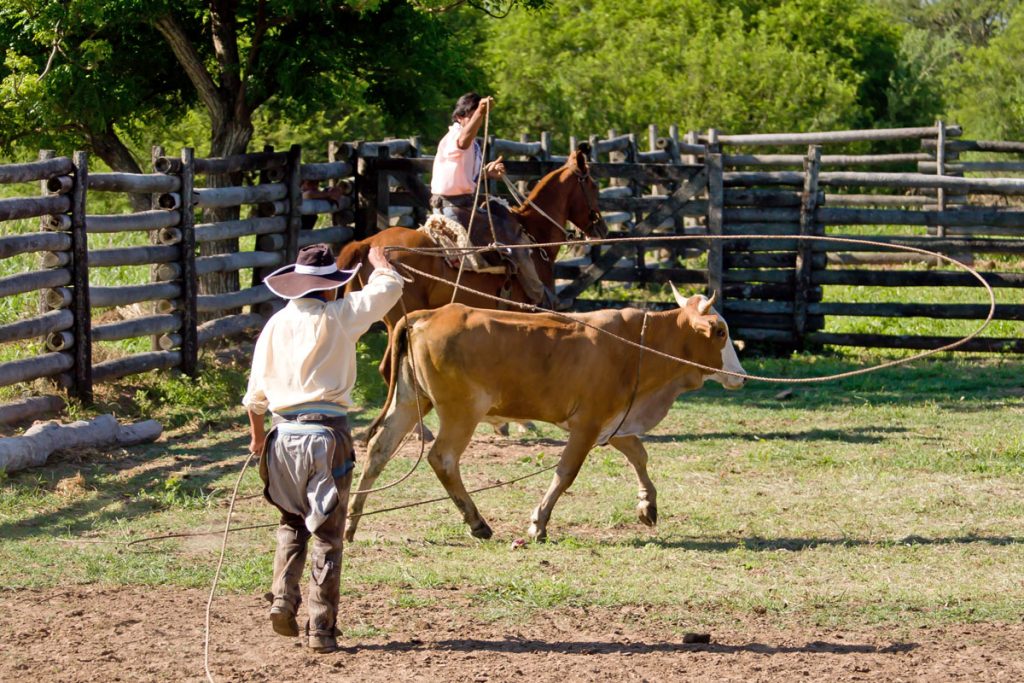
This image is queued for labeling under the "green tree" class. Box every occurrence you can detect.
[484,0,886,143]
[0,2,193,207]
[946,6,1024,139]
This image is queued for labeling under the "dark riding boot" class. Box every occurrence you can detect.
[511,248,546,306]
[307,467,352,653]
[270,520,309,637]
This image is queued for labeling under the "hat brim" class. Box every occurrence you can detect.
[264,263,361,300]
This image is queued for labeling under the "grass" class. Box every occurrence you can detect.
[1,335,1023,633]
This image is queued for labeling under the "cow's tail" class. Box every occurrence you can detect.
[365,314,411,442]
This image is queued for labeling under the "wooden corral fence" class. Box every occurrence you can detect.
[0,144,354,425]
[361,123,1024,354]
[2,123,1024,427]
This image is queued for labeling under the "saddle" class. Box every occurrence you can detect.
[421,197,550,307]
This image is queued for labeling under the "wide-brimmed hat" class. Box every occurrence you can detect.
[264,243,359,299]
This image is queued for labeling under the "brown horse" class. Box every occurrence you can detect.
[336,145,607,332]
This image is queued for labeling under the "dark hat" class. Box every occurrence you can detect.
[264,244,359,300]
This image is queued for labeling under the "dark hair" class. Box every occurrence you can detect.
[452,92,481,122]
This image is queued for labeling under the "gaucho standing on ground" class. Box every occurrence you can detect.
[431,92,550,305]
[242,243,403,653]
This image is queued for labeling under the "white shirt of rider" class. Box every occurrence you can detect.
[430,122,482,196]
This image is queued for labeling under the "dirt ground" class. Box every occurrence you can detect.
[2,585,1022,682]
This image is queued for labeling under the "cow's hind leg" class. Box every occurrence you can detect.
[608,434,657,527]
[528,428,599,542]
[427,414,492,539]
[345,376,431,542]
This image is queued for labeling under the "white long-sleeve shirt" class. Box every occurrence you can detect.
[242,268,404,415]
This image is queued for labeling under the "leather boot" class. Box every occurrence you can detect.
[511,249,546,306]
[270,521,309,637]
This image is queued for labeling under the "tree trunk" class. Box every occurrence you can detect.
[85,124,151,212]
[192,118,254,314]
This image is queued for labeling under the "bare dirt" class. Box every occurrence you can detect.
[2,585,1023,682]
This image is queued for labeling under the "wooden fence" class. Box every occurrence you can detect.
[2,123,1023,426]
[358,123,1024,355]
[0,143,354,424]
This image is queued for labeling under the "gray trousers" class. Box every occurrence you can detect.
[260,414,353,638]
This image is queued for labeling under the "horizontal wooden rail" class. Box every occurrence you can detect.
[198,312,266,346]
[0,195,70,221]
[195,251,282,276]
[807,332,1024,353]
[300,161,353,181]
[0,157,73,184]
[0,309,73,345]
[191,183,287,209]
[809,302,1021,320]
[89,173,180,194]
[86,210,179,233]
[90,245,179,268]
[194,216,287,243]
[0,268,70,298]
[812,269,1024,288]
[197,284,275,313]
[706,125,961,145]
[0,352,72,387]
[0,232,71,260]
[91,282,181,308]
[92,314,181,343]
[92,351,181,383]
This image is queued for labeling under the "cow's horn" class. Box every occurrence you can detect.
[698,290,717,315]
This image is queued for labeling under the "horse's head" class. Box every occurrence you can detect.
[562,143,608,239]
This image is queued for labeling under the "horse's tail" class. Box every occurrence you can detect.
[365,313,412,442]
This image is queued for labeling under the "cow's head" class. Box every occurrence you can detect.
[670,283,746,390]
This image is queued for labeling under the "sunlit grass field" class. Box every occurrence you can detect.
[1,335,1022,631]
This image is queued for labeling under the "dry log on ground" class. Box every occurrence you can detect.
[0,414,162,473]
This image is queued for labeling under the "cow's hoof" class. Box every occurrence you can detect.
[344,527,357,543]
[492,422,510,437]
[527,524,547,543]
[637,502,658,527]
[470,522,493,539]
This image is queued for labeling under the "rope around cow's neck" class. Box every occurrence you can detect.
[385,232,997,385]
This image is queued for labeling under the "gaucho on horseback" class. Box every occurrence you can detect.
[430,92,549,306]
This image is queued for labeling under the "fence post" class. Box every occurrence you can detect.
[706,152,724,302]
[794,145,821,347]
[375,146,390,232]
[69,151,93,402]
[285,144,302,264]
[935,120,946,238]
[178,147,198,377]
[38,150,55,317]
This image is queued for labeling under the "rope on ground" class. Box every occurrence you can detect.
[121,460,558,547]
[203,449,255,683]
[385,232,997,384]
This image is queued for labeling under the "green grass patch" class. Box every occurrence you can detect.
[2,337,1024,630]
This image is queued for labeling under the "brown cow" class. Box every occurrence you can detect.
[346,286,745,542]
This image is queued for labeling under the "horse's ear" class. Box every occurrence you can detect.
[570,142,591,173]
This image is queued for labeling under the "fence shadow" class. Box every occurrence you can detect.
[0,433,257,542]
[638,424,908,445]
[611,534,1024,553]
[346,636,917,657]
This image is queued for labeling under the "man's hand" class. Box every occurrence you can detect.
[368,245,391,270]
[484,155,506,179]
[248,409,266,457]
[475,96,495,116]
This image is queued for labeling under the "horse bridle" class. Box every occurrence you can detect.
[573,169,606,238]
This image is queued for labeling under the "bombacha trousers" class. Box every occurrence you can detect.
[259,413,354,639]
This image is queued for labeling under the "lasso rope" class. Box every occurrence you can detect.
[203,449,254,683]
[383,232,997,384]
